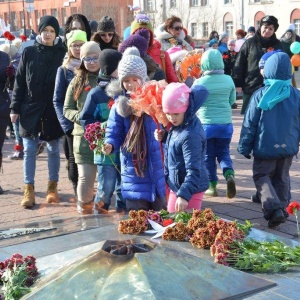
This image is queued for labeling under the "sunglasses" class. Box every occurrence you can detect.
[82,56,99,64]
[100,33,114,37]
[172,26,183,31]
[70,44,84,49]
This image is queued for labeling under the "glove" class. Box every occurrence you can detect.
[244,154,251,159]
[5,65,15,80]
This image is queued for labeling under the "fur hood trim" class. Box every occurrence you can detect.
[116,95,133,117]
[105,79,123,98]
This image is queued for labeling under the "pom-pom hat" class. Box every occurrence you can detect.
[118,46,148,87]
[98,16,115,33]
[38,15,60,37]
[162,82,191,114]
[66,30,87,48]
[118,34,148,57]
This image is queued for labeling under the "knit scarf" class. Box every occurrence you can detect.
[122,114,147,177]
[65,58,81,72]
[257,79,291,111]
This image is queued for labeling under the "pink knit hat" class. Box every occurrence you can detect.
[162,83,191,113]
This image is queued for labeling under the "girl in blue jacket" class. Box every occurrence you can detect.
[103,47,166,211]
[155,83,209,212]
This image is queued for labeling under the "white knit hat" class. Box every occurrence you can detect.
[118,46,147,86]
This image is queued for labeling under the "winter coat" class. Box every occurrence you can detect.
[154,23,193,52]
[53,64,77,133]
[193,50,236,126]
[218,42,228,54]
[164,85,209,200]
[147,39,178,83]
[0,51,10,139]
[232,31,283,94]
[63,73,98,164]
[238,53,300,159]
[79,78,120,166]
[104,80,166,202]
[10,37,66,141]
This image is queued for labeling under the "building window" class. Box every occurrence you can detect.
[201,0,208,5]
[146,0,155,12]
[170,0,176,8]
[51,9,57,18]
[224,0,232,3]
[191,0,200,6]
[202,22,208,38]
[225,21,233,37]
[191,23,197,37]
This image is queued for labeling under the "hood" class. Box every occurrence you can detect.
[183,85,208,125]
[64,14,91,41]
[154,23,186,41]
[201,49,224,72]
[264,52,292,80]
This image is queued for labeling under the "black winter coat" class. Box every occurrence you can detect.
[232,31,283,94]
[10,38,66,141]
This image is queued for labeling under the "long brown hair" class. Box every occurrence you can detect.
[73,62,89,101]
[91,32,121,50]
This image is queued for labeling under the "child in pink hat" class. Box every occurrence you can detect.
[155,82,209,212]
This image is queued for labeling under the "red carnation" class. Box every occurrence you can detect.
[84,85,92,91]
[3,31,11,38]
[162,219,173,227]
[19,35,27,42]
[14,144,23,151]
[286,201,300,215]
[7,34,15,41]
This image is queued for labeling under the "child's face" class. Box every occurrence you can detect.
[166,113,185,126]
[211,43,218,49]
[122,76,141,92]
[227,43,235,51]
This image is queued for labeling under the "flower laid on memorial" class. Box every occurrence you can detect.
[0,253,38,300]
[286,201,300,236]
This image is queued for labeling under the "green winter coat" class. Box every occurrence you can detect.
[63,73,98,164]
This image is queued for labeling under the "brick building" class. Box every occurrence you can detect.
[0,0,133,37]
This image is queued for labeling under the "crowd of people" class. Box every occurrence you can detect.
[0,12,299,229]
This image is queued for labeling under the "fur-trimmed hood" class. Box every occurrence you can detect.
[105,79,133,117]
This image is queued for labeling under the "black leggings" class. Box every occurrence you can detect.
[65,131,78,189]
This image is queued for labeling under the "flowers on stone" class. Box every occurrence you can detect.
[286,201,300,236]
[0,253,38,299]
[3,31,15,41]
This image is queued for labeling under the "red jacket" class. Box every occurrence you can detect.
[147,39,178,83]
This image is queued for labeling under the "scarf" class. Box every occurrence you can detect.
[65,58,81,72]
[257,79,291,111]
[122,114,147,177]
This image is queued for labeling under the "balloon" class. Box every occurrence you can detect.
[290,42,300,54]
[234,39,245,52]
[291,54,300,67]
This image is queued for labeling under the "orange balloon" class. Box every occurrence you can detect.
[291,54,300,67]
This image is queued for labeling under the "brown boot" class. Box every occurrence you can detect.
[21,184,35,208]
[46,181,59,203]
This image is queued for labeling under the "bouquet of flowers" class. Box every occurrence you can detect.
[129,80,169,127]
[0,253,38,300]
[83,122,105,155]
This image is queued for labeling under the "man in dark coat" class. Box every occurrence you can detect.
[233,15,283,114]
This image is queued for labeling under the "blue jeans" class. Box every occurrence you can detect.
[205,138,233,182]
[95,165,125,210]
[12,120,23,146]
[23,137,60,184]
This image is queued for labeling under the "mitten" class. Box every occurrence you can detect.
[5,65,15,79]
[244,154,251,159]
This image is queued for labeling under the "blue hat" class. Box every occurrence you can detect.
[259,50,282,69]
[209,38,218,47]
[247,26,255,33]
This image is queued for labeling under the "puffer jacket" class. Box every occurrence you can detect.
[164,85,209,200]
[10,36,66,141]
[154,23,193,52]
[63,73,98,164]
[104,80,166,202]
[53,60,79,133]
[238,52,300,159]
[232,31,282,94]
[147,39,178,83]
[79,78,120,166]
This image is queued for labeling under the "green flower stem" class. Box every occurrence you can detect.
[295,211,300,236]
